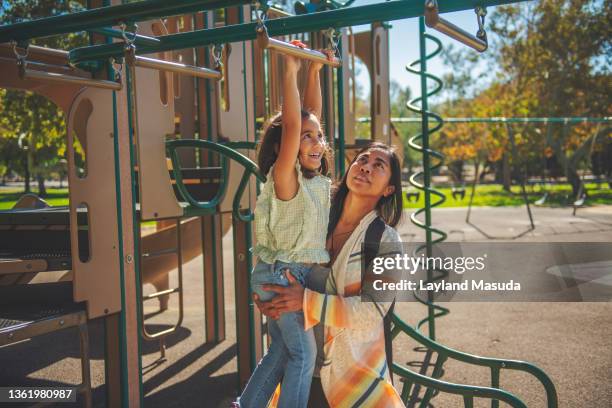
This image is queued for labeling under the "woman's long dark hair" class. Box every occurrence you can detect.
[257,110,333,179]
[328,142,403,236]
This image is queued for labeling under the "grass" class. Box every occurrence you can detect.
[402,182,612,209]
[0,187,70,210]
[1,183,610,211]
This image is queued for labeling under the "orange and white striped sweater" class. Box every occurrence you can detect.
[302,211,405,407]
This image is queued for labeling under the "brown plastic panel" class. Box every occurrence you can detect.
[132,21,183,221]
[217,13,257,214]
[66,88,121,319]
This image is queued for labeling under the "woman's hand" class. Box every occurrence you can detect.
[262,270,305,314]
[253,293,281,320]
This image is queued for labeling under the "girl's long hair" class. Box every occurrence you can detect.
[257,110,333,179]
[328,142,403,236]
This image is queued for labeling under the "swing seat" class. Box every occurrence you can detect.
[406,191,420,203]
[535,192,549,206]
[388,313,558,408]
[573,195,586,207]
[451,187,466,201]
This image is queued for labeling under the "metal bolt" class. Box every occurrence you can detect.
[8,333,14,339]
[126,254,133,263]
[238,253,245,261]
[59,320,65,326]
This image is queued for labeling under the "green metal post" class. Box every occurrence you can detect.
[0,0,250,42]
[336,37,346,176]
[124,53,145,408]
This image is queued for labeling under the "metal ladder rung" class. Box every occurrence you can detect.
[143,287,179,301]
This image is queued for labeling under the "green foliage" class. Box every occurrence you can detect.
[0,0,87,195]
[434,0,611,195]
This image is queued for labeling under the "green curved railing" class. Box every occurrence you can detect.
[166,139,265,220]
[392,363,527,408]
[390,313,558,408]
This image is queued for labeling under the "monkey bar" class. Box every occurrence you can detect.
[256,26,341,67]
[424,0,488,52]
[131,55,222,80]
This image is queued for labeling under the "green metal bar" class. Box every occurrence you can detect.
[336,37,346,176]
[68,0,526,63]
[491,366,500,408]
[391,313,559,407]
[400,379,413,402]
[419,354,448,407]
[358,117,612,123]
[0,0,250,43]
[110,64,131,408]
[391,363,528,408]
[89,27,160,47]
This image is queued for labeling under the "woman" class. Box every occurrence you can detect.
[255,142,405,407]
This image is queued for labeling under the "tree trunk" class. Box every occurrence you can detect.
[566,167,582,198]
[24,153,31,193]
[502,153,511,192]
[37,174,47,197]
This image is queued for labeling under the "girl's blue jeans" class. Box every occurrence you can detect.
[237,260,316,408]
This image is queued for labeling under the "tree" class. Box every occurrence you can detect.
[0,0,87,195]
[437,0,611,196]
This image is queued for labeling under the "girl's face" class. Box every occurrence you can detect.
[346,148,395,199]
[297,114,326,171]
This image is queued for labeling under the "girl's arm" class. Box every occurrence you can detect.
[273,55,302,200]
[303,59,324,120]
[303,49,334,120]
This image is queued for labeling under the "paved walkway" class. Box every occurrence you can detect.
[0,205,610,407]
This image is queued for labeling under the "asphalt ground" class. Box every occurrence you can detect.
[0,205,610,407]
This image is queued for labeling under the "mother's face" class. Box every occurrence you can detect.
[346,148,395,199]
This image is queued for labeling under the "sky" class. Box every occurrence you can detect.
[350,0,494,102]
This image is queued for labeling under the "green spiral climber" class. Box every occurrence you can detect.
[405,17,449,341]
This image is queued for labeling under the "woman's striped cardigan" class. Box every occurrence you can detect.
[302,210,405,407]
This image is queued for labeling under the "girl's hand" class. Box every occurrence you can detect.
[262,270,305,314]
[284,53,301,73]
[290,39,307,49]
[309,49,335,72]
[253,293,281,320]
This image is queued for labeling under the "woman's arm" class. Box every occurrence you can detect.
[263,272,392,331]
[264,227,403,331]
[273,55,302,200]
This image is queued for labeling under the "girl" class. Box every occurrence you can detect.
[256,142,405,407]
[235,49,334,408]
